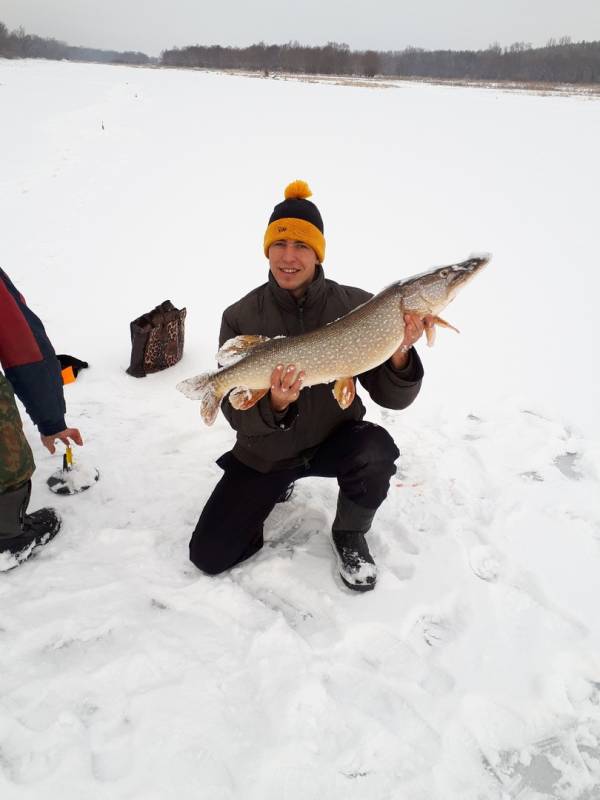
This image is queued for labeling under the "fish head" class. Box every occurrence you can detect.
[396,253,490,316]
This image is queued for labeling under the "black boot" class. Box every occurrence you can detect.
[331,492,377,592]
[0,481,61,571]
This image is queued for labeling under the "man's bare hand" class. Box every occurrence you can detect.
[41,427,83,454]
[390,314,436,369]
[269,364,305,413]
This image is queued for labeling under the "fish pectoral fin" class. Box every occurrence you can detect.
[216,335,271,367]
[425,316,460,347]
[229,386,269,411]
[332,377,355,410]
[431,316,460,334]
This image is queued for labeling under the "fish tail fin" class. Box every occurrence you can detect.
[176,372,224,426]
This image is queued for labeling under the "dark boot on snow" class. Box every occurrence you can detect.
[0,481,61,571]
[331,492,377,592]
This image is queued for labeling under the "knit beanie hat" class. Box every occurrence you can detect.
[263,180,325,263]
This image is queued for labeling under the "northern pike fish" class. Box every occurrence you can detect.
[177,254,490,425]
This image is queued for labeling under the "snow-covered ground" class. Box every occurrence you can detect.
[1,58,600,799]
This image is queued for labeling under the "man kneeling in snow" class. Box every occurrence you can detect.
[189,181,428,591]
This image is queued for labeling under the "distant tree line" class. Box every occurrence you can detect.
[161,41,382,78]
[2,19,599,84]
[0,20,151,65]
[161,38,600,84]
[381,38,600,83]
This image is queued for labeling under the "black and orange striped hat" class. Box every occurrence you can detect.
[263,180,325,263]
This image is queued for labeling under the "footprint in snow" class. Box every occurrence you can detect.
[520,452,584,484]
[350,626,454,695]
[410,613,458,649]
[520,470,545,482]
[89,712,133,782]
[554,451,583,481]
[266,516,314,550]
[463,411,484,440]
[491,726,600,799]
[521,408,552,421]
[397,530,420,555]
[233,565,339,645]
[266,508,329,553]
[469,545,507,583]
[385,561,415,582]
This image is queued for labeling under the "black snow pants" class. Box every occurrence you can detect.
[189,420,400,575]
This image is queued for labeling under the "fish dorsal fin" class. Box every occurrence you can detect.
[216,335,271,367]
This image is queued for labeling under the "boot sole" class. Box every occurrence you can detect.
[339,573,376,592]
[0,520,61,572]
[0,541,36,572]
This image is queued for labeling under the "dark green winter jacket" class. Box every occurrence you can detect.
[219,265,424,472]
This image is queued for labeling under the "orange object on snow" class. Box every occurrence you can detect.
[61,365,76,385]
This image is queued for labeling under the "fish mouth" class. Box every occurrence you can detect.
[447,253,490,292]
[457,252,491,272]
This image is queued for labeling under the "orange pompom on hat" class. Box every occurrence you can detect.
[263,180,326,263]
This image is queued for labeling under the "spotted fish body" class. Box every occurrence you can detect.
[177,254,490,425]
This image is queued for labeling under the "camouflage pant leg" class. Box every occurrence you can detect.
[0,374,35,494]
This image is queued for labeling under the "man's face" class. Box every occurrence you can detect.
[268,239,318,299]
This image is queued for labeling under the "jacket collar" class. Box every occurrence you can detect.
[267,263,326,312]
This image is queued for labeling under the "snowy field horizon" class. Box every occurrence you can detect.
[1,58,599,799]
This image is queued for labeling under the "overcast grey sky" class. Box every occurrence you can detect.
[1,0,599,57]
